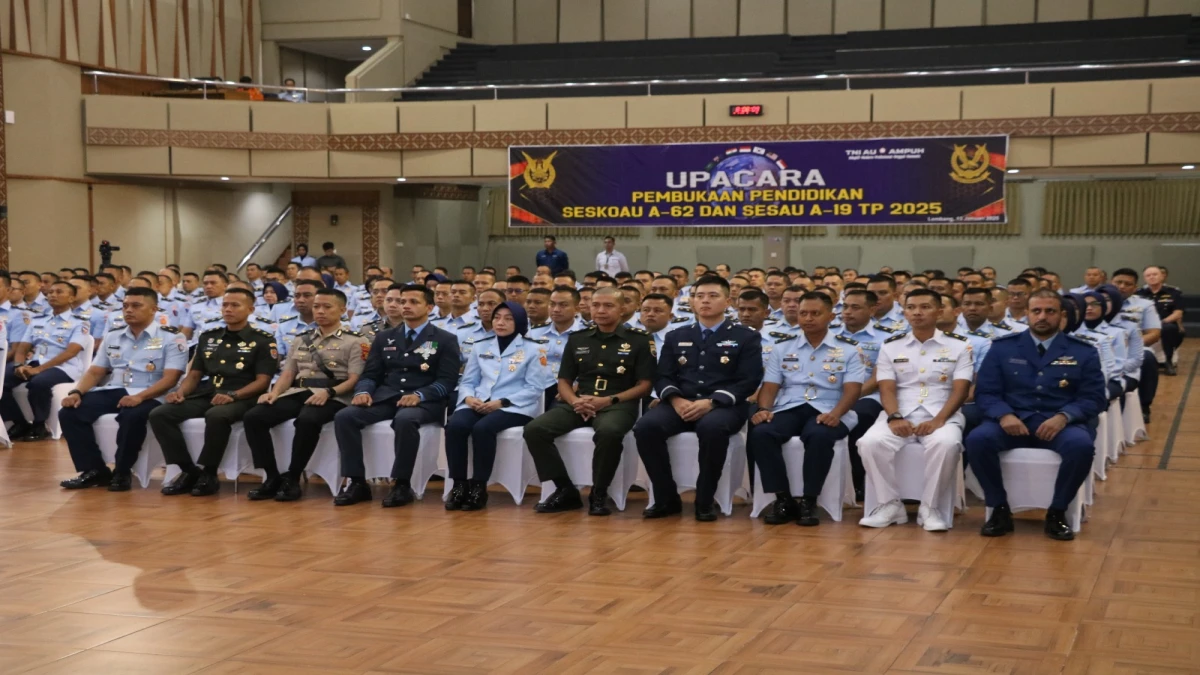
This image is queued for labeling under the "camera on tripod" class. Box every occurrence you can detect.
[99,240,121,266]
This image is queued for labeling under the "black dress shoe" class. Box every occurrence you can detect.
[6,421,31,440]
[854,488,865,504]
[161,469,200,495]
[381,483,416,508]
[190,473,221,497]
[1044,508,1074,541]
[694,501,718,522]
[643,495,683,519]
[108,473,132,492]
[588,488,611,516]
[247,475,282,501]
[17,424,49,442]
[796,496,820,527]
[535,486,583,513]
[981,504,1015,537]
[445,481,467,511]
[61,468,113,490]
[1165,361,1178,376]
[334,479,372,506]
[462,480,489,512]
[274,474,302,502]
[763,495,796,525]
[1143,408,1151,424]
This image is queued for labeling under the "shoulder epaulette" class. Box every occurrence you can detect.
[873,323,899,333]
[252,326,275,336]
[671,316,691,323]
[342,329,364,337]
[277,315,298,323]
[1066,333,1095,344]
[835,334,859,346]
[768,331,793,339]
[160,325,180,334]
[884,332,908,343]
[529,321,550,330]
[943,331,968,342]
[992,331,1021,341]
[457,322,478,330]
[525,336,549,344]
[991,321,1012,330]
[968,329,989,338]
[628,327,648,335]
[199,326,224,336]
[464,335,496,345]
[107,325,124,333]
[775,334,799,343]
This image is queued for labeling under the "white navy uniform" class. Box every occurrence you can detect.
[858,330,974,529]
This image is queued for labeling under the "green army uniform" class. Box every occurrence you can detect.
[149,324,279,472]
[523,324,656,494]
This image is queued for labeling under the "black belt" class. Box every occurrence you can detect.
[296,377,344,388]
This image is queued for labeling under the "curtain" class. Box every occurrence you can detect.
[1042,179,1200,236]
[838,184,1022,238]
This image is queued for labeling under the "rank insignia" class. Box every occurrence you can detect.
[678,356,687,365]
[720,356,729,364]
[1059,379,1069,388]
[420,362,430,371]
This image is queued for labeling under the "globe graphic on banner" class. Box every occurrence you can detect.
[707,152,783,220]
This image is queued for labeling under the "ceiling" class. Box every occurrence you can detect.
[280,39,388,63]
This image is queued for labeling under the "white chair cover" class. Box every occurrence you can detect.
[969,447,1086,533]
[0,359,9,448]
[1106,400,1125,461]
[643,431,748,517]
[861,441,966,528]
[14,334,94,440]
[94,413,165,489]
[538,428,640,511]
[1092,411,1108,481]
[267,422,343,497]
[1122,391,1147,445]
[162,420,251,489]
[361,422,443,497]
[442,429,541,505]
[750,438,856,521]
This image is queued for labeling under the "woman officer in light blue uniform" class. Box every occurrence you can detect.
[443,302,553,512]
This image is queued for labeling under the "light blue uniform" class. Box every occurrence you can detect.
[333,282,359,314]
[350,309,382,332]
[455,322,495,362]
[274,315,320,359]
[181,297,224,345]
[455,334,556,418]
[96,307,172,335]
[269,300,296,323]
[527,316,587,376]
[431,310,480,334]
[27,312,91,379]
[0,301,31,346]
[92,324,189,398]
[834,324,889,401]
[874,303,909,332]
[25,293,51,318]
[1109,313,1144,380]
[1077,324,1125,384]
[764,331,868,429]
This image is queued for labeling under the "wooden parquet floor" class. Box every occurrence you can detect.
[1,344,1199,674]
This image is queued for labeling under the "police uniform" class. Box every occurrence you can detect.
[965,330,1107,535]
[858,330,974,530]
[0,311,91,433]
[634,320,764,517]
[1138,284,1184,369]
[242,324,368,493]
[445,333,555,495]
[748,331,867,524]
[59,324,188,482]
[522,325,655,509]
[148,324,279,490]
[333,322,460,496]
[834,323,889,499]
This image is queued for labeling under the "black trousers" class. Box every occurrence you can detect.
[523,402,638,492]
[846,398,883,493]
[1,364,73,424]
[1161,322,1184,365]
[444,408,532,482]
[242,393,345,476]
[59,389,160,474]
[633,401,748,505]
[334,399,442,480]
[148,394,258,470]
[748,404,850,498]
[1139,353,1159,410]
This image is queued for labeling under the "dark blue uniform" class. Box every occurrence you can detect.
[965,330,1107,511]
[334,323,460,480]
[634,320,763,509]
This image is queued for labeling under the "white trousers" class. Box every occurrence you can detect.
[859,408,962,509]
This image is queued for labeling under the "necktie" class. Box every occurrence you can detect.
[406,330,416,349]
[1037,343,1046,357]
[702,329,711,343]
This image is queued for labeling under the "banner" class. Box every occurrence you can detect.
[509,136,1008,228]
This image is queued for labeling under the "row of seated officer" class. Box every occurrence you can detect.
[53,277,1106,541]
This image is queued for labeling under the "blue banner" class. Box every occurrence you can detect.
[509,136,1008,227]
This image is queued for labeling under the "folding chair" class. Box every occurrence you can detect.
[643,430,749,517]
[969,448,1087,533]
[94,413,166,489]
[750,438,856,521]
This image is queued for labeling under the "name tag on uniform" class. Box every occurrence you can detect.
[1009,358,1027,365]
[480,352,497,360]
[383,346,397,352]
[933,357,955,363]
[678,342,693,347]
[575,347,590,355]
[1050,357,1078,366]
[893,357,909,363]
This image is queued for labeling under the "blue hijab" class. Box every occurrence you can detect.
[263,280,289,306]
[493,301,528,354]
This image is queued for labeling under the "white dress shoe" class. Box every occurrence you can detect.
[921,509,950,532]
[858,499,908,528]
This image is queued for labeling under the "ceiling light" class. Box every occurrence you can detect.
[1184,165,1196,170]
[220,176,230,181]
[396,177,407,182]
[362,45,373,52]
[1007,169,1019,174]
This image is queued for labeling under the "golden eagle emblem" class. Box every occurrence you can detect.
[521,150,557,189]
[950,144,992,184]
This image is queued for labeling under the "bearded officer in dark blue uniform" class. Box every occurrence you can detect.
[965,289,1107,541]
[634,275,763,522]
[333,284,460,507]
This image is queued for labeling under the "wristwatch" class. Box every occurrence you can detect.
[610,395,621,405]
[326,387,337,398]
[67,389,83,397]
[887,412,904,421]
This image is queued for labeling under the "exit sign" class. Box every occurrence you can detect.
[729,105,763,117]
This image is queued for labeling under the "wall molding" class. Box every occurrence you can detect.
[0,51,7,269]
[85,113,1200,154]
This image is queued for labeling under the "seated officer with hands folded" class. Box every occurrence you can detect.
[444,301,554,511]
[58,287,188,491]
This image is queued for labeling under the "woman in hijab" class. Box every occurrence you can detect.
[1080,291,1128,401]
[258,280,289,324]
[1064,293,1121,402]
[1098,284,1144,404]
[443,301,555,511]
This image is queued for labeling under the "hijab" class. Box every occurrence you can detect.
[493,301,528,354]
[1097,284,1124,323]
[263,281,289,307]
[1062,294,1084,334]
[1082,290,1106,330]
